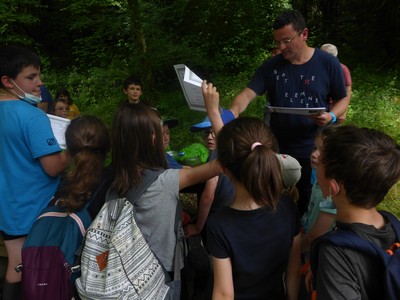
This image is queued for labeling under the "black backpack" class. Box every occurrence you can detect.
[311,211,400,300]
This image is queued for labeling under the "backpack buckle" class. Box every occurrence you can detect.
[15,263,23,273]
[386,242,400,255]
[71,265,81,273]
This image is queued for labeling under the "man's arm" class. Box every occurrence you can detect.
[337,86,352,123]
[230,87,257,118]
[39,151,70,177]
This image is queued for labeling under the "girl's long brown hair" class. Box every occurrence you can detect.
[217,117,283,209]
[111,103,166,197]
[58,115,111,212]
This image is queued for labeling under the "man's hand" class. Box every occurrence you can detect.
[310,111,333,126]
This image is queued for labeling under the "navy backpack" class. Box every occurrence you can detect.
[311,211,400,300]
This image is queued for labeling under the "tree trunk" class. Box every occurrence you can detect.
[126,0,157,105]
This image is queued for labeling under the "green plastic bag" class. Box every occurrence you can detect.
[176,143,209,166]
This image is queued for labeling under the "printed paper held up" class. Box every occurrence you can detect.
[47,114,71,149]
[174,64,206,111]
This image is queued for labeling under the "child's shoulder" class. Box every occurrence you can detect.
[5,101,46,118]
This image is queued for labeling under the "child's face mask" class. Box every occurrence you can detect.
[11,79,42,105]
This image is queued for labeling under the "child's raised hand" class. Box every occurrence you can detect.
[202,80,220,114]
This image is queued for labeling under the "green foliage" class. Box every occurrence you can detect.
[43,61,130,126]
[3,0,399,213]
[345,66,400,143]
[179,0,290,75]
[293,0,400,66]
[0,0,42,45]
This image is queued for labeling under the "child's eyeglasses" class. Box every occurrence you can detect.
[204,130,215,138]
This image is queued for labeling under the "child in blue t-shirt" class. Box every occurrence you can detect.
[301,126,339,256]
[0,45,70,299]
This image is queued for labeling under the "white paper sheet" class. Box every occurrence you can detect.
[174,64,206,111]
[47,114,71,149]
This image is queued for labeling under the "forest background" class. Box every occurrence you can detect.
[2,0,400,211]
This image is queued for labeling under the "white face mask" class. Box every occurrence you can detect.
[326,192,335,208]
[11,80,42,105]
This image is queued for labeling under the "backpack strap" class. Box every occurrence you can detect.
[126,169,164,205]
[104,169,163,220]
[173,199,184,281]
[127,169,183,281]
[311,212,400,293]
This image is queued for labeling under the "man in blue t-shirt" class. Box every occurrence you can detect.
[229,9,348,216]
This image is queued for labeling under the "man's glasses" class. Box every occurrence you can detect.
[204,130,215,138]
[274,31,302,47]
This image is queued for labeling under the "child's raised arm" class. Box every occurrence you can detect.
[202,80,225,135]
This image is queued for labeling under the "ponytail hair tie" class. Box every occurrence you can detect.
[251,142,262,151]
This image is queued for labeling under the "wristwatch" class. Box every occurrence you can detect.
[328,112,337,124]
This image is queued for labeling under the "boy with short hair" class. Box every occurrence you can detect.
[0,45,70,299]
[123,75,143,104]
[311,125,400,299]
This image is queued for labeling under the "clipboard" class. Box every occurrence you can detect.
[267,106,325,115]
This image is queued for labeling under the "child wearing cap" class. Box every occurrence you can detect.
[202,81,301,299]
[185,109,236,239]
[276,153,302,201]
[162,118,182,169]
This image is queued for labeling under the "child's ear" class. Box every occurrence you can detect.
[1,75,14,88]
[329,179,340,196]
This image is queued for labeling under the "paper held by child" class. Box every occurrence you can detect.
[174,64,206,112]
[47,114,71,149]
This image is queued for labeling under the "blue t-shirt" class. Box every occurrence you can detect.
[207,196,300,299]
[248,49,346,158]
[166,152,182,169]
[301,181,336,233]
[40,85,54,113]
[0,101,62,235]
[208,150,235,214]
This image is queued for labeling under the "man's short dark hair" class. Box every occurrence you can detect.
[123,76,142,90]
[272,9,306,32]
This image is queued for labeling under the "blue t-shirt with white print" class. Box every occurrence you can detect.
[248,49,346,158]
